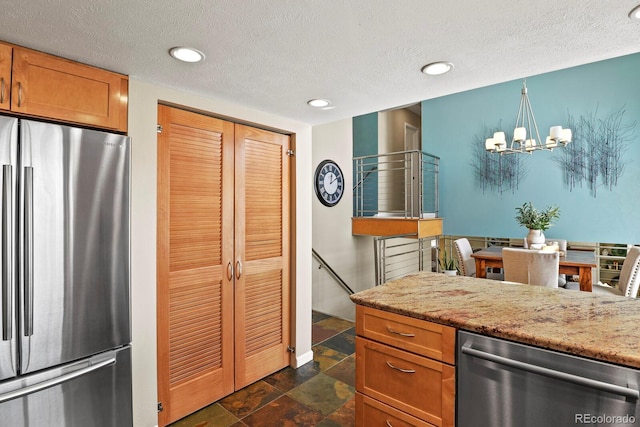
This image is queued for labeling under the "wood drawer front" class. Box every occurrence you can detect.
[356,305,455,364]
[356,392,436,427]
[356,337,455,427]
[11,47,128,132]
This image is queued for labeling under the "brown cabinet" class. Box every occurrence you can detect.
[0,41,128,132]
[356,392,436,427]
[0,43,11,111]
[156,105,291,425]
[355,305,456,427]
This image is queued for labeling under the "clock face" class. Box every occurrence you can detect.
[314,160,344,207]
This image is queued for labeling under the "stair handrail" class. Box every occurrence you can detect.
[312,248,355,295]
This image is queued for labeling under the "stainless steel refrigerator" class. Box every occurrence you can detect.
[0,116,132,426]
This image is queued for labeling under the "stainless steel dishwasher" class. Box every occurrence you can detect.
[458,331,639,427]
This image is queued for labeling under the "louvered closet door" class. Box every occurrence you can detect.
[234,124,291,388]
[157,105,235,425]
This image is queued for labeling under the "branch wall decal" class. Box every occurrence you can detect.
[471,123,528,196]
[553,106,636,197]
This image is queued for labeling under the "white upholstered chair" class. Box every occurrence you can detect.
[524,238,568,287]
[502,247,560,288]
[593,246,640,298]
[454,238,476,277]
[455,238,504,280]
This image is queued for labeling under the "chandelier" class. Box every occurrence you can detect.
[485,80,572,154]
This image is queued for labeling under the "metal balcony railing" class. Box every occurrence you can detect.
[353,150,439,218]
[374,235,438,285]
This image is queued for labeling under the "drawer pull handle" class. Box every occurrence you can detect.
[0,78,4,104]
[386,361,416,374]
[385,421,394,427]
[386,326,415,337]
[17,82,23,107]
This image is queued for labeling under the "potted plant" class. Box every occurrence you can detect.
[439,250,458,276]
[515,202,560,247]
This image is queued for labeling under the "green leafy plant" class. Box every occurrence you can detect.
[439,250,458,271]
[514,202,560,231]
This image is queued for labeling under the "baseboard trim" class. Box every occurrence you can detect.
[292,349,314,368]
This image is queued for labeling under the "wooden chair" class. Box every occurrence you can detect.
[502,248,560,288]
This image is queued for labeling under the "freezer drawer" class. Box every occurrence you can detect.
[0,345,132,427]
[458,331,640,427]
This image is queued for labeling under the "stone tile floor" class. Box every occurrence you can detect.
[169,311,355,427]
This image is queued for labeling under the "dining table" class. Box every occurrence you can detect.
[471,246,598,291]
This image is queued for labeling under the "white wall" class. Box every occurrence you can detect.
[128,79,313,427]
[311,119,375,321]
[378,108,422,213]
[378,108,420,153]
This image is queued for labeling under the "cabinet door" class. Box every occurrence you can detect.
[0,43,11,111]
[11,47,128,131]
[157,105,235,425]
[234,124,291,388]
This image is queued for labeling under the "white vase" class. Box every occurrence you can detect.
[443,270,457,276]
[527,229,545,247]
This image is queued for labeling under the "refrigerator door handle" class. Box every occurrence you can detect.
[0,355,117,403]
[23,166,34,336]
[1,165,11,341]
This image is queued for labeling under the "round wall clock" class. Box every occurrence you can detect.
[314,159,344,207]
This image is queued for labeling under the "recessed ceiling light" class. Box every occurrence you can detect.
[421,61,454,76]
[307,99,332,108]
[169,47,205,63]
[629,4,640,19]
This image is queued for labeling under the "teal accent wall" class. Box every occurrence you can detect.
[353,112,378,157]
[353,112,379,216]
[422,53,640,243]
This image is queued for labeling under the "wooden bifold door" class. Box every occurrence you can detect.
[156,105,291,425]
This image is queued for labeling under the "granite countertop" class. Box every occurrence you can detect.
[350,271,640,369]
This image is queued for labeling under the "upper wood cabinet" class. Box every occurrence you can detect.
[0,42,128,132]
[0,43,11,111]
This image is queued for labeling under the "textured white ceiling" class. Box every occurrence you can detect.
[1,1,639,125]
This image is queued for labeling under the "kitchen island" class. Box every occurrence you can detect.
[350,271,640,427]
